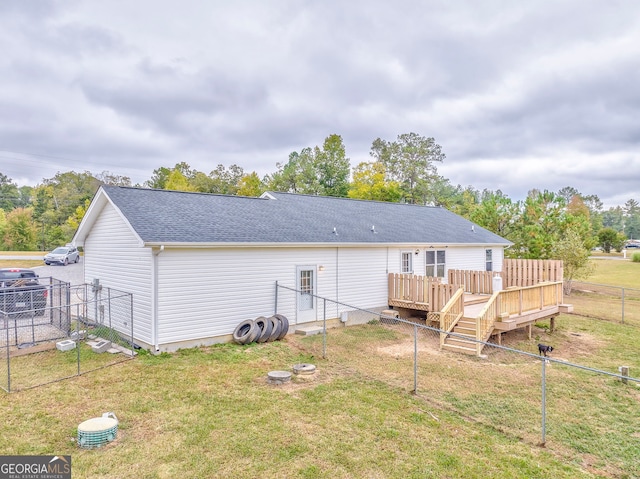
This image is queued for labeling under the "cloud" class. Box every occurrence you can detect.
[0,0,639,208]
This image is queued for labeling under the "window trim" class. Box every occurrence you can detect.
[401,251,413,274]
[425,249,446,278]
[485,249,493,272]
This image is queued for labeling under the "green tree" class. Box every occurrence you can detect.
[31,171,101,250]
[145,166,172,189]
[348,162,402,202]
[165,170,196,192]
[469,190,518,238]
[370,132,445,204]
[236,172,264,197]
[597,227,624,253]
[66,199,92,233]
[0,172,21,211]
[623,199,640,240]
[314,134,350,197]
[3,207,37,251]
[207,164,245,195]
[602,206,625,232]
[552,227,595,295]
[0,209,6,250]
[266,148,320,194]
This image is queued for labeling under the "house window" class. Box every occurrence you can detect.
[425,250,446,278]
[486,249,493,272]
[401,251,413,273]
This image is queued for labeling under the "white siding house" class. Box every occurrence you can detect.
[74,187,511,352]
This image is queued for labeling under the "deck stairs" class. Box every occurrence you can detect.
[440,296,490,355]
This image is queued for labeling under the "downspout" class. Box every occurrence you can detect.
[152,245,164,352]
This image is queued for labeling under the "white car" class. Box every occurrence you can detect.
[44,245,80,266]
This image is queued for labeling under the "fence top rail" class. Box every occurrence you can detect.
[502,281,563,291]
[276,281,637,383]
[570,280,640,293]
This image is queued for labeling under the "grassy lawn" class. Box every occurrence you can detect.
[0,339,614,479]
[0,251,48,268]
[587,257,640,289]
[1,255,638,477]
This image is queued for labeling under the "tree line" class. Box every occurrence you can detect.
[0,133,636,267]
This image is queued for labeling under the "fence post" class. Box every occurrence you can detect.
[621,287,625,324]
[413,324,418,394]
[323,298,327,360]
[5,322,10,393]
[274,281,279,314]
[541,358,547,446]
[76,303,81,376]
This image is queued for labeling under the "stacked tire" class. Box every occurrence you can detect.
[233,314,289,345]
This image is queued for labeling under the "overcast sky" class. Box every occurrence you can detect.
[1,1,639,208]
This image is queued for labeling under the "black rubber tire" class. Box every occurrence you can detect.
[75,256,79,263]
[63,258,68,266]
[266,315,281,342]
[255,316,273,343]
[273,314,289,340]
[233,319,258,345]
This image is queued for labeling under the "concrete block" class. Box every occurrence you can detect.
[56,339,76,352]
[91,339,112,353]
[295,326,323,336]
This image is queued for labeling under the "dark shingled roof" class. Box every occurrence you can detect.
[99,186,511,246]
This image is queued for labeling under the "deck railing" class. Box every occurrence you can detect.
[498,281,563,316]
[447,270,494,294]
[502,259,563,287]
[388,274,460,311]
[475,291,501,355]
[437,287,465,349]
[449,260,564,294]
[471,281,563,355]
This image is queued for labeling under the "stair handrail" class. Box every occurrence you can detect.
[474,291,501,356]
[438,287,465,349]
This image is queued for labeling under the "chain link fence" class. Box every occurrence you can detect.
[566,280,640,327]
[1,281,135,392]
[276,283,640,477]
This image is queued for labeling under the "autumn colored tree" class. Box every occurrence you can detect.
[236,172,265,197]
[348,162,402,202]
[3,207,37,251]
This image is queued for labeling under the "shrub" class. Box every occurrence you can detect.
[632,253,640,262]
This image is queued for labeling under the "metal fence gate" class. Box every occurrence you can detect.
[1,279,134,392]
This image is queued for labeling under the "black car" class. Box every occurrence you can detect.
[0,268,48,316]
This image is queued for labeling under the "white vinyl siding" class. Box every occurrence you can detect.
[156,248,336,343]
[83,203,154,345]
[154,246,392,346]
[335,247,388,310]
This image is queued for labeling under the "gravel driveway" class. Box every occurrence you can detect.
[33,260,84,285]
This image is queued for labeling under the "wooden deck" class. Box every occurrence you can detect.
[388,273,570,356]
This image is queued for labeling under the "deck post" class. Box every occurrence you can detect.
[550,316,555,332]
[527,324,532,340]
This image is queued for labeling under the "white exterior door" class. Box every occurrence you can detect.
[296,266,316,323]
